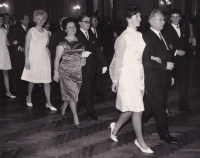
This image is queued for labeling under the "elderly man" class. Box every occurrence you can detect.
[142,9,177,144]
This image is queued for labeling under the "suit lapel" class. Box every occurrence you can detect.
[170,24,181,39]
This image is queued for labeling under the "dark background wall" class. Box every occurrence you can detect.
[0,0,199,23]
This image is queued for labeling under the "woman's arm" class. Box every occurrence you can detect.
[24,30,32,70]
[53,45,64,82]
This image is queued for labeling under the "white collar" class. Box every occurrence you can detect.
[171,23,179,29]
[150,27,161,37]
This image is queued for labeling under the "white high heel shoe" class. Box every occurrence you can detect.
[134,139,153,154]
[108,122,118,142]
[45,103,57,111]
[26,96,33,107]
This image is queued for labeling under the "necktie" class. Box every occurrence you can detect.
[85,31,89,40]
[159,32,169,50]
[94,28,98,38]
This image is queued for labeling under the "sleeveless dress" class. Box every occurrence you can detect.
[0,28,11,70]
[109,27,146,112]
[21,27,51,83]
[59,39,84,102]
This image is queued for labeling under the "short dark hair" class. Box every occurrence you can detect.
[12,14,18,19]
[20,15,28,21]
[170,8,182,17]
[4,13,10,18]
[78,13,90,22]
[62,17,77,31]
[120,4,141,27]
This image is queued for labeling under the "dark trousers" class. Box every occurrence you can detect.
[175,63,188,107]
[8,47,17,89]
[15,51,25,88]
[95,62,103,94]
[78,71,95,115]
[143,84,169,136]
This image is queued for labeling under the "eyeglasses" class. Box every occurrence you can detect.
[152,18,165,22]
[81,21,91,24]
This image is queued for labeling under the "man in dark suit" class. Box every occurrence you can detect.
[49,16,66,96]
[142,9,177,144]
[90,15,105,97]
[11,14,20,26]
[76,13,107,120]
[9,15,29,91]
[164,9,192,111]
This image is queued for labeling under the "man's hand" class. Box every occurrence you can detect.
[111,82,118,93]
[102,67,107,74]
[176,50,185,56]
[19,47,25,52]
[151,56,162,64]
[166,62,174,70]
[171,78,174,86]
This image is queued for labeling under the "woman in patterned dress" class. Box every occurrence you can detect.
[21,10,56,111]
[109,5,153,153]
[0,14,16,99]
[53,18,90,128]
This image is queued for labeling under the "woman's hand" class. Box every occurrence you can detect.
[53,71,59,83]
[81,51,91,58]
[81,58,86,66]
[151,56,162,64]
[111,82,119,93]
[25,58,31,70]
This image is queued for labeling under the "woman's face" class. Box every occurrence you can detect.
[0,17,4,26]
[44,22,50,31]
[127,12,141,28]
[34,15,46,27]
[65,22,76,36]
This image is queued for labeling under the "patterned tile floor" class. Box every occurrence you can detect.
[0,56,200,158]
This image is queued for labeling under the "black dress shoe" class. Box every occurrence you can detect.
[179,106,193,111]
[87,113,98,120]
[160,135,178,144]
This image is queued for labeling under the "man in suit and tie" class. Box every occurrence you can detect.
[164,9,192,111]
[49,16,66,97]
[9,15,30,91]
[76,13,107,120]
[90,15,105,97]
[142,9,177,144]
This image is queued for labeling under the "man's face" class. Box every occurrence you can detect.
[4,15,10,25]
[91,17,98,28]
[79,17,91,30]
[150,13,165,31]
[170,13,181,26]
[21,15,29,27]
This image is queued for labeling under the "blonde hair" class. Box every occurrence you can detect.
[33,10,48,20]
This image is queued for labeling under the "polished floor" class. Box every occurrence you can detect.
[0,55,200,158]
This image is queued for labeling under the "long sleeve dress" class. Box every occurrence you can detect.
[109,27,146,112]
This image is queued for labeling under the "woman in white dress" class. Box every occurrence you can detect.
[0,14,16,99]
[21,10,56,111]
[109,5,153,153]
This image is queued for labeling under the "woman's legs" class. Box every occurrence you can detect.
[70,102,80,125]
[132,111,148,149]
[27,82,35,103]
[62,101,69,115]
[44,83,53,107]
[2,70,10,94]
[112,112,132,136]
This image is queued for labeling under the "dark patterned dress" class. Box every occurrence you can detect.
[59,39,84,102]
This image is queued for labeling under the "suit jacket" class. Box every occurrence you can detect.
[90,27,103,48]
[142,29,173,86]
[76,29,107,76]
[9,24,27,51]
[164,24,187,64]
[49,27,65,61]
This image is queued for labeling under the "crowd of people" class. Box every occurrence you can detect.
[0,3,200,154]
